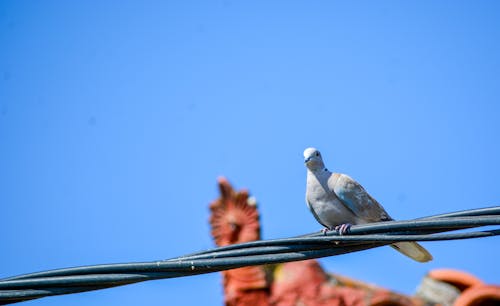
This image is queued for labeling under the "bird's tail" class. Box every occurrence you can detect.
[390,242,433,263]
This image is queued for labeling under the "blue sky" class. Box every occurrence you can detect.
[1,1,499,305]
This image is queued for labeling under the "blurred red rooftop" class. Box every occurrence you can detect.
[209,177,500,306]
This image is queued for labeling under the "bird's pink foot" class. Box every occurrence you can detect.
[321,227,331,235]
[334,223,351,235]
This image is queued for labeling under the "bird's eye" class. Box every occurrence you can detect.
[315,152,320,156]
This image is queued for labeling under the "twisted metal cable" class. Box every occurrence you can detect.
[1,206,499,305]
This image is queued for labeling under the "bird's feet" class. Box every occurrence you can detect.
[334,223,351,235]
[321,227,331,235]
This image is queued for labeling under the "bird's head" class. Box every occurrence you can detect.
[303,147,325,171]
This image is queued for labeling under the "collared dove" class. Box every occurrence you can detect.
[304,147,432,263]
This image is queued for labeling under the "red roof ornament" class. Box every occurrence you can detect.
[209,177,269,306]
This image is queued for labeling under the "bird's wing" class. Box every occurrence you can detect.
[330,173,391,222]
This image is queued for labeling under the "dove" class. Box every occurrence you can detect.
[303,147,432,263]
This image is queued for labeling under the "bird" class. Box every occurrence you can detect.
[303,147,433,262]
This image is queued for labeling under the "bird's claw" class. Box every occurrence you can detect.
[321,228,330,235]
[334,223,351,235]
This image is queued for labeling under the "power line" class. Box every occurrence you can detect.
[1,206,499,305]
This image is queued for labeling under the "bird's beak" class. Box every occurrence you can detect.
[304,157,311,163]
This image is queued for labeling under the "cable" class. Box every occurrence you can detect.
[1,207,499,305]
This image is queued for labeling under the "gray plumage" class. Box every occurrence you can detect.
[304,147,432,263]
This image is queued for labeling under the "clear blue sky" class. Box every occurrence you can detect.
[1,1,499,305]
